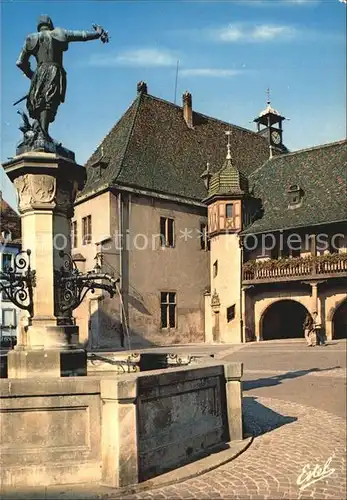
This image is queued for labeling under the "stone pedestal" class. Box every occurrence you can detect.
[3,151,86,378]
[224,362,243,441]
[100,378,138,487]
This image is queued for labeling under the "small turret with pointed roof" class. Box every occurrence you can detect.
[205,130,248,200]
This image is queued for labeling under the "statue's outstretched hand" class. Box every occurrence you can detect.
[92,24,109,43]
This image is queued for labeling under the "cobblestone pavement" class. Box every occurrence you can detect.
[122,341,347,500]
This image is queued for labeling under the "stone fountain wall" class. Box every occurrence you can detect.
[0,360,243,489]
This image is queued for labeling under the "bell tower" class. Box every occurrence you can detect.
[254,89,287,157]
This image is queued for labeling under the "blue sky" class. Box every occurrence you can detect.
[1,0,346,209]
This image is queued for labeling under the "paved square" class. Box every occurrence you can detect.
[121,340,347,500]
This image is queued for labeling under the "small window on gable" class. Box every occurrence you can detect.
[227,305,236,322]
[287,184,303,208]
[1,230,12,241]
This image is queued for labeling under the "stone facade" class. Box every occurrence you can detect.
[73,190,209,348]
[204,223,347,344]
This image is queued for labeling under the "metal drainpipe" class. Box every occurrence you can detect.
[117,191,123,345]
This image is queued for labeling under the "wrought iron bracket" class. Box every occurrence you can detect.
[0,249,36,316]
[55,251,119,313]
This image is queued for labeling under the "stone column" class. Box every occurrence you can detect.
[223,362,243,441]
[100,378,138,487]
[241,287,247,342]
[3,151,86,378]
[311,282,319,313]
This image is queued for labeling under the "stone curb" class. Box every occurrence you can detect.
[214,344,247,359]
[0,437,253,499]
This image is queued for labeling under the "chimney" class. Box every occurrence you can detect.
[182,91,193,128]
[137,81,148,94]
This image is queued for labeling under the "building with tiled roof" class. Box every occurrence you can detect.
[73,83,274,348]
[204,134,347,344]
[72,83,346,348]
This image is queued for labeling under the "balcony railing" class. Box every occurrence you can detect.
[243,253,347,283]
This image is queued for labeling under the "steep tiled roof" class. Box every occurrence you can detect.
[78,92,270,202]
[0,192,21,244]
[242,140,347,234]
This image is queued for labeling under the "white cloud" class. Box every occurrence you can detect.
[252,25,295,40]
[180,68,243,77]
[89,48,178,67]
[283,0,319,4]
[235,0,320,6]
[217,25,244,42]
[213,23,296,43]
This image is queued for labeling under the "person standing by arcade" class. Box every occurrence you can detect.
[313,311,326,346]
[303,312,314,347]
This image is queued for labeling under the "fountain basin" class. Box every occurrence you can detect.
[0,359,243,489]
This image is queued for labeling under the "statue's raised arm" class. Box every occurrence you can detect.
[15,15,109,151]
[62,24,109,43]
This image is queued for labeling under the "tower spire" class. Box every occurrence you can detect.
[266,87,271,106]
[225,130,232,160]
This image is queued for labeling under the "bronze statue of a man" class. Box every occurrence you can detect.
[16,15,108,140]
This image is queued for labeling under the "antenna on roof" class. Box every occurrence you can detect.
[174,60,179,105]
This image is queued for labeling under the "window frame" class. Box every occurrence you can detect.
[1,253,13,272]
[82,215,92,246]
[213,260,218,278]
[1,308,17,328]
[71,220,78,248]
[160,291,177,330]
[200,222,210,251]
[287,185,303,208]
[160,217,175,248]
[225,203,234,219]
[226,305,236,323]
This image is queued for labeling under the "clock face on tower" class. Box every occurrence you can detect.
[271,130,281,145]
